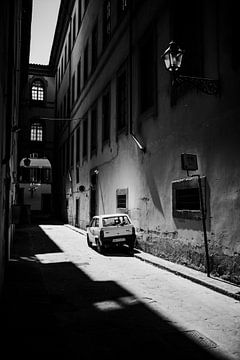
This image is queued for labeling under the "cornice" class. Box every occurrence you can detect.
[49,0,75,71]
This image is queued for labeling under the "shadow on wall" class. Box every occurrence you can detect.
[3,224,226,359]
[145,165,165,218]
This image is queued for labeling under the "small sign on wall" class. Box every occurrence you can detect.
[181,153,198,171]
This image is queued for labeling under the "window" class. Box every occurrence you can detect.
[30,168,41,183]
[84,41,89,84]
[102,88,110,145]
[91,20,98,71]
[66,138,70,170]
[42,168,51,183]
[63,143,66,173]
[64,44,67,69]
[83,114,88,159]
[175,188,200,210]
[116,188,128,211]
[58,68,60,88]
[70,134,74,167]
[72,13,76,44]
[76,126,80,163]
[91,105,97,155]
[139,26,156,114]
[67,87,70,117]
[116,64,128,133]
[30,122,43,142]
[117,194,126,208]
[68,31,71,59]
[117,0,128,20]
[61,58,64,80]
[31,80,44,101]
[72,73,75,106]
[76,165,80,183]
[64,93,67,117]
[172,177,206,220]
[84,0,89,12]
[171,0,203,77]
[77,59,81,97]
[78,0,82,30]
[103,0,111,47]
[91,218,99,227]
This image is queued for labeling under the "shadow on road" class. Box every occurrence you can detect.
[2,224,229,359]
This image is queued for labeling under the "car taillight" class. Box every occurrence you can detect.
[132,227,135,235]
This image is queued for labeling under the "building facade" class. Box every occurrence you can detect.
[49,0,240,284]
[0,0,32,296]
[18,64,56,218]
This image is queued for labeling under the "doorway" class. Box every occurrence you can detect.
[42,194,51,214]
[75,198,80,227]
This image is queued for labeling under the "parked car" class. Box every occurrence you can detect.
[86,213,136,253]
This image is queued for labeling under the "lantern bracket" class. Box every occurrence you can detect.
[162,41,220,104]
[174,74,220,95]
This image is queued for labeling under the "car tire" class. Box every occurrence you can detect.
[87,235,92,248]
[129,245,134,255]
[128,239,135,255]
[96,238,104,254]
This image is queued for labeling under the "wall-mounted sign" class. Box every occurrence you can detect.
[181,153,198,171]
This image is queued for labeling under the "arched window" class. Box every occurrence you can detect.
[30,122,43,141]
[31,79,44,101]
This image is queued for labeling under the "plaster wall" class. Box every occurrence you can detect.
[55,0,240,284]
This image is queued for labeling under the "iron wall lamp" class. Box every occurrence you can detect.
[162,41,220,102]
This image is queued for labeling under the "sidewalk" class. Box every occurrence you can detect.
[67,224,240,302]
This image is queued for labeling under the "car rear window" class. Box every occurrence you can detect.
[102,216,130,227]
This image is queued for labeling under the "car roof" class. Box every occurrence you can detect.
[93,213,129,219]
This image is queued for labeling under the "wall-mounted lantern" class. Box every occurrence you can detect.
[162,41,220,103]
[162,41,184,73]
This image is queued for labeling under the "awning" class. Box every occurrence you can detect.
[20,158,51,168]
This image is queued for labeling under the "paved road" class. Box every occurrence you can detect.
[4,224,240,359]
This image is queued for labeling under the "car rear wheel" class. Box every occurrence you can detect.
[96,238,104,254]
[128,239,135,254]
[87,235,92,247]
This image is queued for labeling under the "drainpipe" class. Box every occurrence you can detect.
[129,1,146,153]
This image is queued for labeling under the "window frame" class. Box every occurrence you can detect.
[117,0,128,22]
[116,62,128,135]
[102,85,111,147]
[172,177,207,220]
[91,19,98,72]
[31,79,45,102]
[91,103,98,156]
[84,40,89,85]
[116,188,128,212]
[82,113,88,161]
[30,122,44,142]
[103,0,111,48]
[138,24,157,116]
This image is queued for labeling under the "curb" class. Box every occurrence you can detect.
[65,224,240,302]
[134,253,240,302]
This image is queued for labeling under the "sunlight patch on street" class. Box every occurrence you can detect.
[35,252,70,264]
